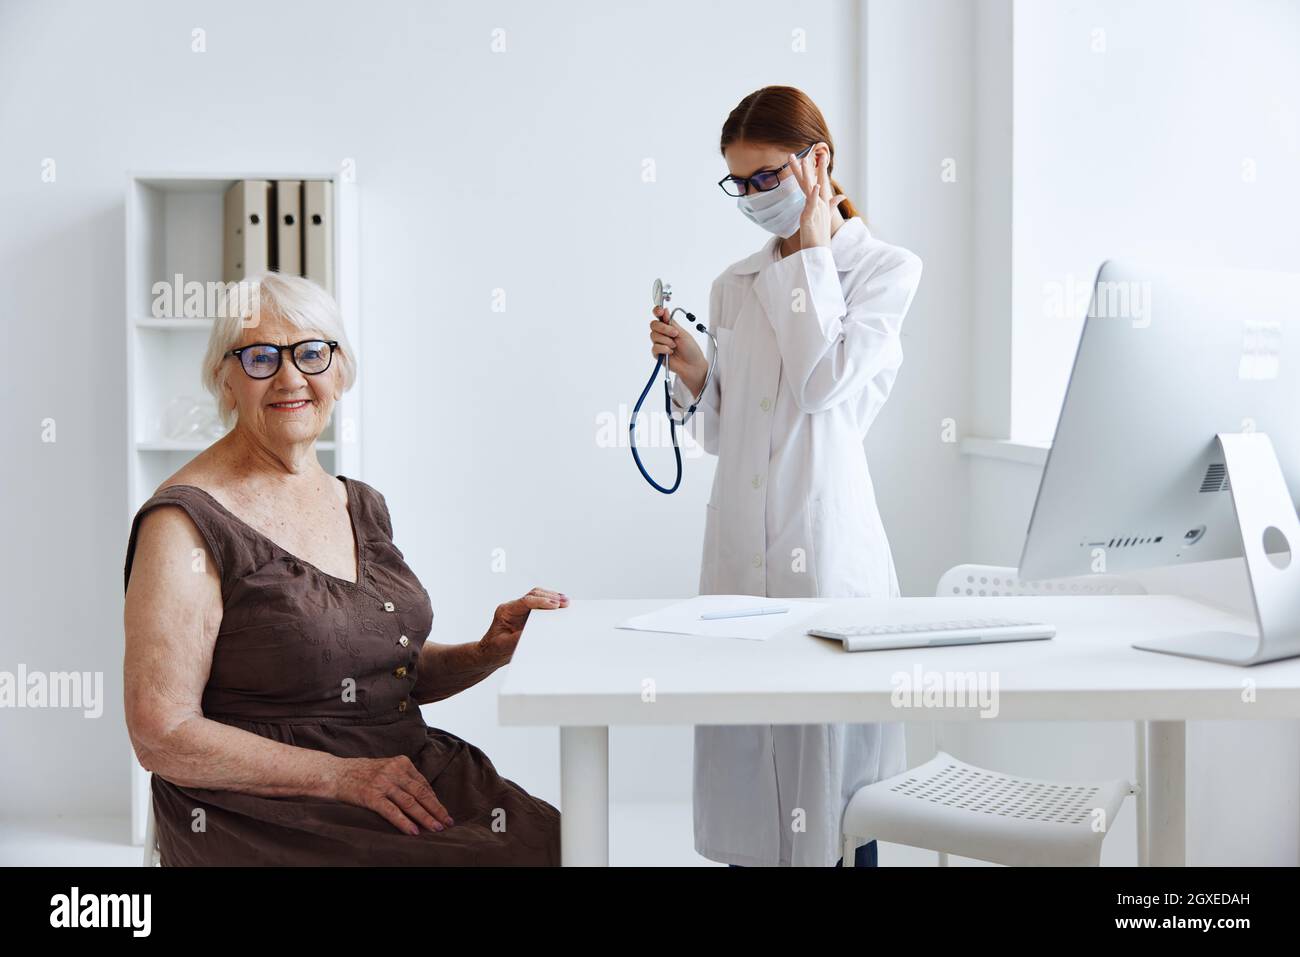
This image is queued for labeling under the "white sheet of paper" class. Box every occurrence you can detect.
[617,595,826,641]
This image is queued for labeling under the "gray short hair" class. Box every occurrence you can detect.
[201,272,357,428]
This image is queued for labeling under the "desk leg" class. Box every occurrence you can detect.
[560,726,609,866]
[1134,720,1148,867]
[1147,720,1186,866]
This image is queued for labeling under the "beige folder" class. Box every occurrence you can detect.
[302,180,334,294]
[275,180,303,275]
[222,180,271,282]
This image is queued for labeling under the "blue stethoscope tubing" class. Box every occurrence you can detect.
[629,304,717,494]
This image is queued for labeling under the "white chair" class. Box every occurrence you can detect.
[840,564,1147,867]
[842,750,1134,866]
[937,564,1146,599]
[142,794,160,866]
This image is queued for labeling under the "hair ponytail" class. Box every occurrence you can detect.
[828,176,857,221]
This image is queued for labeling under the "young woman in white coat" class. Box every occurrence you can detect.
[649,86,923,867]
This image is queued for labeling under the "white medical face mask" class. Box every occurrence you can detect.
[736,173,806,238]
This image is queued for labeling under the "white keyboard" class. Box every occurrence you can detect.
[808,617,1056,652]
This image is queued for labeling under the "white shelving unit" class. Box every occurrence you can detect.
[123,171,359,845]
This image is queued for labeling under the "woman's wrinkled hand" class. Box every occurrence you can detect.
[481,587,569,663]
[330,754,455,836]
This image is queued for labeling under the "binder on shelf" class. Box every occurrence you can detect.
[275,180,303,275]
[222,180,271,282]
[303,180,334,294]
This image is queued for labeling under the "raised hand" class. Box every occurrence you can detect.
[787,142,845,250]
[480,586,569,663]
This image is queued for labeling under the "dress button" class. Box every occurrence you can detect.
[398,700,408,712]
[760,397,771,412]
[393,665,408,678]
[398,635,410,647]
[751,474,761,489]
[383,601,395,612]
[752,553,763,568]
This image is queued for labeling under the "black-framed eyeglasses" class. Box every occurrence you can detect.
[717,144,814,197]
[224,339,339,379]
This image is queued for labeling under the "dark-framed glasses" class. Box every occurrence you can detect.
[717,143,814,197]
[225,339,338,379]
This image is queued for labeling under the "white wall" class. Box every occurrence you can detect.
[1010,0,1300,442]
[0,0,893,820]
[864,0,978,599]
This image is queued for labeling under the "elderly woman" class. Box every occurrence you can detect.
[123,272,564,865]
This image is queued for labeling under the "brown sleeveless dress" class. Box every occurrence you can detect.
[124,475,560,865]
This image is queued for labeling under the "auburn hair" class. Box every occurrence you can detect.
[719,85,858,221]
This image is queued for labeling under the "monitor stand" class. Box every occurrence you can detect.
[1133,432,1300,666]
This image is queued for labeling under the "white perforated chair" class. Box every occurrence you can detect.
[841,750,1135,866]
[938,564,1147,599]
[840,564,1146,867]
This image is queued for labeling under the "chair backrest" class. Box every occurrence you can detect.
[935,563,1147,598]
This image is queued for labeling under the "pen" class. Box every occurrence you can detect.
[700,606,791,621]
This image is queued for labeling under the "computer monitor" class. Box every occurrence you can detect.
[1018,259,1300,665]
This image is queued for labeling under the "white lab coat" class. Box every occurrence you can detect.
[671,216,923,867]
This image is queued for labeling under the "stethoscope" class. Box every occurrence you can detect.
[629,278,718,494]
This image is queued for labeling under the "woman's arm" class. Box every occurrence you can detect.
[411,587,568,705]
[757,247,922,415]
[124,506,343,799]
[411,641,503,705]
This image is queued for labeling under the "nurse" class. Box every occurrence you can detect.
[648,86,923,867]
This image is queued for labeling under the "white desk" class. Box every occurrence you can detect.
[498,596,1300,866]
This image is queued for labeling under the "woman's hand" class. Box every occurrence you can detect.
[789,142,846,250]
[329,754,455,836]
[650,307,708,397]
[480,587,569,664]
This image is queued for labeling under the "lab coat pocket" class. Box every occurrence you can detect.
[810,496,875,599]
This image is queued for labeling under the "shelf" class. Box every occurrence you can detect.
[960,436,1051,466]
[132,171,338,192]
[134,317,215,330]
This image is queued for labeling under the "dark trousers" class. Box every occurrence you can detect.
[728,839,878,868]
